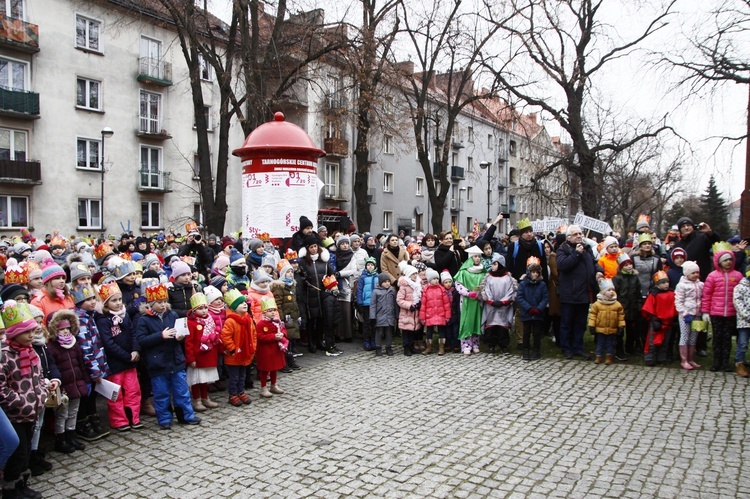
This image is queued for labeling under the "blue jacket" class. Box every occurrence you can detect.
[517,277,549,321]
[556,241,602,305]
[96,311,140,375]
[356,271,378,307]
[135,309,186,377]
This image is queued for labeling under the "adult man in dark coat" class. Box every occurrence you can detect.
[556,225,603,359]
[673,217,720,281]
[177,231,212,278]
[506,219,548,281]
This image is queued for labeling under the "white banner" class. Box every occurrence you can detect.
[242,170,322,238]
[573,213,612,235]
[531,218,567,233]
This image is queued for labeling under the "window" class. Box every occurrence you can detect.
[467,156,474,173]
[509,194,516,213]
[76,15,101,52]
[141,201,161,229]
[467,186,473,202]
[468,126,474,143]
[76,138,100,170]
[140,145,162,188]
[384,96,394,116]
[467,217,473,232]
[434,181,441,196]
[76,77,101,110]
[509,167,517,185]
[383,172,393,193]
[383,211,393,231]
[193,106,212,130]
[140,36,162,78]
[383,135,393,154]
[193,153,212,179]
[3,0,23,18]
[415,177,424,196]
[0,128,26,161]
[0,57,26,91]
[415,213,423,232]
[139,90,162,133]
[78,199,101,229]
[193,203,203,225]
[451,152,458,166]
[324,162,339,198]
[488,134,494,149]
[509,140,517,156]
[0,195,28,228]
[198,55,213,81]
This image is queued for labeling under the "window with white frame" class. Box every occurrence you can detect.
[141,201,161,229]
[0,128,26,161]
[193,153,212,179]
[198,55,213,81]
[324,162,339,198]
[193,106,211,130]
[468,126,474,143]
[384,96,394,116]
[78,198,101,229]
[467,156,474,172]
[139,90,161,133]
[3,0,23,18]
[76,77,101,110]
[383,135,393,154]
[140,145,162,188]
[487,134,494,149]
[415,213,423,232]
[0,195,28,228]
[467,186,473,202]
[0,57,27,91]
[76,138,100,170]
[383,211,393,231]
[415,177,424,196]
[193,203,203,226]
[76,15,101,52]
[139,36,163,79]
[383,172,393,193]
[466,217,473,232]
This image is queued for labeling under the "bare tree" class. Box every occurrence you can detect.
[484,0,676,218]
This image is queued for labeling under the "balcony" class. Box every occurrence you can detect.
[138,170,172,193]
[0,88,39,118]
[137,57,173,86]
[450,166,465,180]
[451,139,464,149]
[0,159,42,185]
[137,117,172,141]
[324,137,348,157]
[0,15,39,53]
[278,80,308,108]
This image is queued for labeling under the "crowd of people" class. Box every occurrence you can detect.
[0,212,748,498]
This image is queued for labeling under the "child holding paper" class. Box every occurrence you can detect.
[254,297,288,398]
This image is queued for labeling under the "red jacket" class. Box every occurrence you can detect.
[255,319,287,372]
[419,283,451,327]
[185,311,221,368]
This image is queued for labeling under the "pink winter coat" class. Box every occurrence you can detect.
[701,251,743,317]
[397,276,421,331]
[419,283,451,327]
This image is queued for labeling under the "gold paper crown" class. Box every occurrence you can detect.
[407,243,422,256]
[517,218,532,231]
[637,214,650,224]
[223,288,246,310]
[185,221,199,234]
[526,256,541,267]
[4,262,28,284]
[260,296,277,312]
[180,255,196,266]
[653,270,669,284]
[50,233,66,247]
[712,241,732,254]
[94,242,112,261]
[98,282,121,303]
[322,274,339,290]
[145,283,169,302]
[285,249,298,260]
[71,285,96,304]
[190,292,208,310]
[257,232,271,242]
[277,260,290,272]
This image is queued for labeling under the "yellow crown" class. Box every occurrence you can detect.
[637,214,651,224]
[322,274,339,290]
[257,232,271,242]
[3,263,28,284]
[185,221,199,234]
[98,282,121,304]
[190,292,208,310]
[653,270,669,284]
[285,249,298,260]
[145,283,169,302]
[260,296,277,312]
[180,255,196,266]
[94,242,112,261]
[712,241,732,254]
[517,218,532,231]
[526,256,541,267]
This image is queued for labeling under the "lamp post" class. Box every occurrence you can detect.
[480,161,491,223]
[100,127,114,233]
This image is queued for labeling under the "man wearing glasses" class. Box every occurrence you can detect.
[556,225,602,360]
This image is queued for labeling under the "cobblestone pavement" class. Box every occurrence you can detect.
[33,343,750,498]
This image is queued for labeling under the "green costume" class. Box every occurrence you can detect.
[454,258,487,339]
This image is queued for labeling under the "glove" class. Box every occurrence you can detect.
[683,314,693,324]
[529,307,540,315]
[702,313,710,323]
[651,318,662,331]
[409,304,416,311]
[468,292,478,299]
[589,326,596,335]
[491,301,504,308]
[415,301,421,310]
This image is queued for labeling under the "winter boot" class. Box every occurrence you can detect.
[12,474,41,499]
[270,384,285,395]
[687,345,702,369]
[202,395,219,408]
[75,417,98,442]
[192,398,207,412]
[28,451,47,476]
[385,346,394,356]
[55,433,76,454]
[89,414,110,440]
[35,449,54,471]
[422,339,433,355]
[141,396,156,417]
[737,362,750,378]
[260,386,273,398]
[403,333,412,357]
[375,347,382,357]
[594,355,603,364]
[605,354,614,365]
[287,354,302,370]
[66,430,86,451]
[228,395,242,407]
[530,349,541,361]
[438,339,446,356]
[679,346,693,370]
[522,349,531,361]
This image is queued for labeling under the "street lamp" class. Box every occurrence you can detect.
[100,127,114,233]
[479,161,491,223]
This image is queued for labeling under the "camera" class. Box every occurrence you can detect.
[194,234,201,241]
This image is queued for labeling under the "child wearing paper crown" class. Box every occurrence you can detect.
[255,297,288,398]
[47,310,90,454]
[675,261,704,370]
[95,282,143,431]
[517,257,549,361]
[71,284,111,441]
[135,283,200,429]
[221,289,256,407]
[588,279,625,365]
[701,244,743,372]
[185,293,222,411]
[0,301,49,499]
[641,271,677,366]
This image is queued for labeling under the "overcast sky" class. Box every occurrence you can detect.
[205,0,747,202]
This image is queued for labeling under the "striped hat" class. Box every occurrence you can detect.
[41,260,67,284]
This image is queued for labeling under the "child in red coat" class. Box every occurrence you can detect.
[641,271,677,366]
[185,293,222,411]
[254,297,288,398]
[419,268,451,355]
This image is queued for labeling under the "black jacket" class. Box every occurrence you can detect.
[429,243,467,277]
[556,241,602,304]
[674,230,720,281]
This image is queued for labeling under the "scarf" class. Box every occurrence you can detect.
[311,253,319,262]
[250,281,270,293]
[110,307,126,325]
[467,265,485,274]
[247,251,263,267]
[272,318,289,352]
[9,340,40,377]
[196,314,218,351]
[596,293,618,305]
[404,276,422,302]
[32,329,47,346]
[57,332,76,349]
[336,248,354,271]
[386,244,401,259]
[282,276,294,287]
[208,303,225,315]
